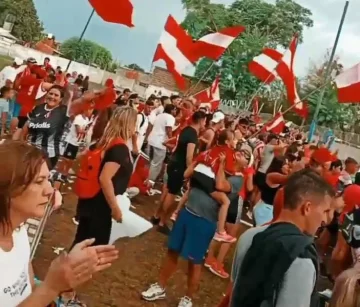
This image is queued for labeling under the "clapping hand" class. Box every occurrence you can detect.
[42,239,118,295]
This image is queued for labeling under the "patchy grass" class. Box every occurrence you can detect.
[0,55,13,70]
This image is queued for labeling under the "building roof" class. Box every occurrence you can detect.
[151,66,210,95]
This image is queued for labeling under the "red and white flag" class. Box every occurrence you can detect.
[249,36,308,118]
[88,0,134,27]
[264,112,285,134]
[248,48,283,83]
[153,15,196,90]
[192,26,245,61]
[194,76,221,111]
[335,63,360,103]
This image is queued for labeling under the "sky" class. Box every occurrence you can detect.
[33,0,359,77]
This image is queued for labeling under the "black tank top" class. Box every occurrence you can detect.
[261,180,280,205]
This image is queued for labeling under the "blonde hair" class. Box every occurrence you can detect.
[97,106,137,149]
[330,267,360,307]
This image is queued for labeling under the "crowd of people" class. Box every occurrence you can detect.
[0,56,359,307]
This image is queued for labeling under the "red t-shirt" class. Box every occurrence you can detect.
[17,76,45,116]
[196,145,236,175]
[238,166,255,199]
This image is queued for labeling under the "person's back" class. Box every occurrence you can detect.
[230,168,335,307]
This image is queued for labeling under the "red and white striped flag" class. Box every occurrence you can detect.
[249,36,308,118]
[335,63,360,103]
[88,0,134,27]
[264,112,285,134]
[153,15,196,89]
[194,76,221,111]
[192,26,245,61]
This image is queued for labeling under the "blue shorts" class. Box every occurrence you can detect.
[168,208,216,264]
[12,101,21,117]
[253,201,273,226]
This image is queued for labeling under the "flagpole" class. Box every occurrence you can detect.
[307,0,349,142]
[66,8,95,72]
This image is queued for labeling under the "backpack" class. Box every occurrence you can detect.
[138,112,145,129]
[74,137,125,199]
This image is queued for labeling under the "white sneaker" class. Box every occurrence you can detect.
[141,283,166,301]
[178,296,192,307]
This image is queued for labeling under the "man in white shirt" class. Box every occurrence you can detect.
[128,99,155,154]
[147,104,176,186]
[0,58,23,88]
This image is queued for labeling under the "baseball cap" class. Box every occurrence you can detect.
[14,57,23,65]
[211,111,225,123]
[26,57,37,64]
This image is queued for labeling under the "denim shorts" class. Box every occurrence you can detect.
[168,208,216,264]
[253,201,273,226]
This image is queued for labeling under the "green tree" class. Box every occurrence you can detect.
[0,0,43,42]
[181,0,313,104]
[126,63,145,72]
[60,37,113,70]
[108,60,122,73]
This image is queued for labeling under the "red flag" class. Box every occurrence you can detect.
[249,36,308,118]
[153,15,195,89]
[191,26,245,61]
[88,0,134,27]
[193,76,221,111]
[264,113,285,134]
[335,63,360,103]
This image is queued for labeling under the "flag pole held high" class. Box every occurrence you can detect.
[308,0,349,142]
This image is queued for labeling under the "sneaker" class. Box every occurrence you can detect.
[204,256,216,268]
[178,296,192,307]
[209,262,230,279]
[213,232,236,243]
[157,224,171,235]
[141,283,166,301]
[72,217,79,226]
[150,216,160,225]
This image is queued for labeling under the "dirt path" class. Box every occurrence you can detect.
[32,190,247,307]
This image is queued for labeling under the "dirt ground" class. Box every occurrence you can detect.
[32,186,248,307]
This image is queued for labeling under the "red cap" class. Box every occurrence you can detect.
[311,148,337,164]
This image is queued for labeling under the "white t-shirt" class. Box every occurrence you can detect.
[0,226,32,306]
[148,105,164,125]
[65,114,90,146]
[0,66,17,88]
[148,113,175,150]
[127,112,149,152]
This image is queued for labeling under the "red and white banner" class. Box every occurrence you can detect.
[153,15,196,89]
[249,36,308,118]
[88,0,134,27]
[335,63,360,103]
[264,112,285,134]
[194,76,221,111]
[248,48,283,84]
[192,26,245,61]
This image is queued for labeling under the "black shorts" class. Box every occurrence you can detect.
[62,143,79,160]
[166,162,185,195]
[17,116,28,129]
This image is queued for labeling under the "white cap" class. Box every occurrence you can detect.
[13,57,23,65]
[211,111,225,124]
